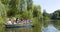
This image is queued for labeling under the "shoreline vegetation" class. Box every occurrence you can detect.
[0,0,42,32]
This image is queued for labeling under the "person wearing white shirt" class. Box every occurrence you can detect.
[6,18,12,25]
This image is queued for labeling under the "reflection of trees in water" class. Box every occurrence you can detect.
[0,23,42,32]
[51,21,60,30]
[5,28,33,32]
[33,22,42,32]
[43,20,50,27]
[43,20,60,30]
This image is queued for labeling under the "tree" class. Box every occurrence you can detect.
[18,0,27,13]
[0,1,6,17]
[1,0,11,17]
[33,5,41,19]
[0,0,42,32]
[51,10,60,30]
[7,0,19,17]
[32,5,42,32]
[27,0,33,11]
[51,10,60,20]
[43,9,50,27]
[1,0,10,5]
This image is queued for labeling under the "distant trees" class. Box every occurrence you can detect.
[51,10,60,20]
[50,10,60,30]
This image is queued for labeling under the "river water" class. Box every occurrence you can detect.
[2,24,60,32]
[4,27,33,32]
[42,24,60,32]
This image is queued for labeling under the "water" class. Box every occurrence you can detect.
[0,24,33,32]
[0,22,42,32]
[42,24,60,32]
[4,27,33,32]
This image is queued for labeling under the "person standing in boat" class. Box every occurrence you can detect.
[6,18,12,25]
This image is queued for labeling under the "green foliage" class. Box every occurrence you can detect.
[33,5,41,17]
[43,10,50,27]
[27,0,33,10]
[21,11,28,19]
[1,0,10,5]
[20,10,33,19]
[7,9,16,17]
[51,10,60,20]
[0,2,6,17]
[32,17,42,32]
[18,0,27,12]
[28,11,33,19]
[6,0,19,17]
[0,0,42,32]
[51,10,60,30]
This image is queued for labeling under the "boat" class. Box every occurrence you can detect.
[5,24,34,28]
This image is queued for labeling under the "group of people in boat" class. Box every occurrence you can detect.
[6,17,32,25]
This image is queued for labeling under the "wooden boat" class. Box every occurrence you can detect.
[5,24,34,28]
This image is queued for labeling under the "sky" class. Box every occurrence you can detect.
[33,0,60,13]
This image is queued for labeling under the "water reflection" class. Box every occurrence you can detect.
[5,27,33,32]
[42,24,60,32]
[51,21,60,30]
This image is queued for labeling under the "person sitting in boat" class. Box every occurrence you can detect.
[6,18,12,25]
[14,18,19,24]
[21,19,32,24]
[26,19,32,24]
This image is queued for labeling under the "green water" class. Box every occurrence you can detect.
[5,28,32,32]
[1,26,33,32]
